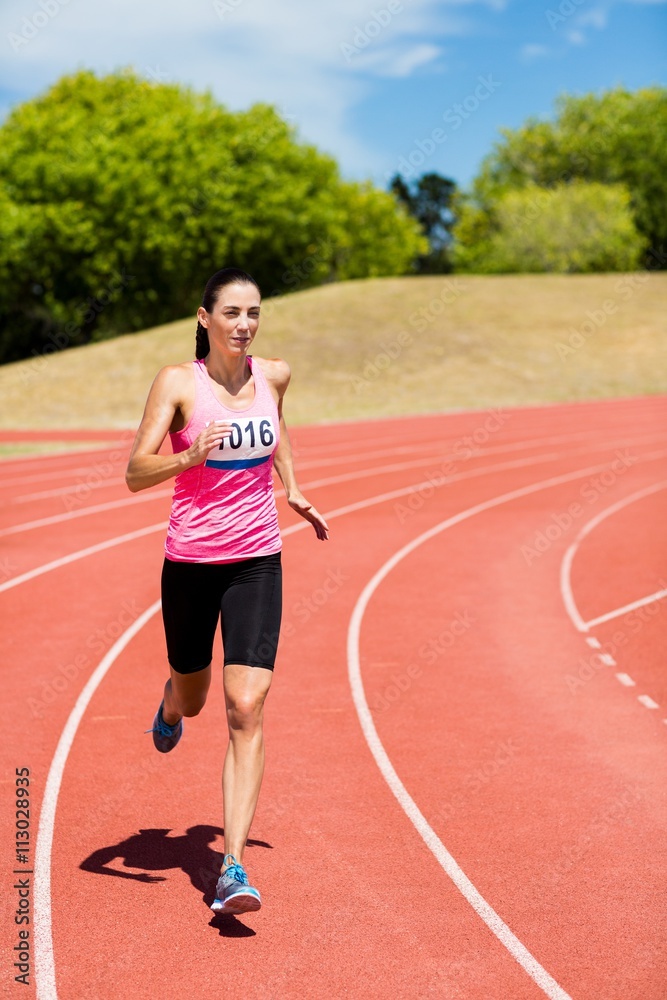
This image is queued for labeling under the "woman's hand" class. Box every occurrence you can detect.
[184,420,234,468]
[287,492,329,540]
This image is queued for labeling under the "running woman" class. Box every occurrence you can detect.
[125,267,329,915]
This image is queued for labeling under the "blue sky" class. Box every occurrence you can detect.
[0,0,665,190]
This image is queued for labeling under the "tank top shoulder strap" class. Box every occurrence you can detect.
[247,355,273,410]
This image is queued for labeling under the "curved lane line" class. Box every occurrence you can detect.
[34,599,162,1000]
[32,450,667,997]
[5,448,667,595]
[345,462,667,998]
[560,480,667,632]
[4,430,665,536]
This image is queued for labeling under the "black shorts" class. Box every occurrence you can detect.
[161,552,282,673]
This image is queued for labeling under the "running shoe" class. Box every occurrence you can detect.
[145,700,183,753]
[210,854,261,915]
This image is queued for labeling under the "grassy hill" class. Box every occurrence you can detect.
[0,273,665,430]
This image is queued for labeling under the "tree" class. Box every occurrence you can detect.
[452,181,647,273]
[470,87,666,267]
[0,70,427,364]
[389,172,457,273]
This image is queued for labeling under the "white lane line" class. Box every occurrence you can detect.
[560,480,667,633]
[345,466,652,998]
[33,517,313,999]
[5,430,665,535]
[13,476,128,503]
[598,653,616,666]
[0,523,168,594]
[0,488,172,537]
[638,695,660,709]
[30,440,667,997]
[4,449,667,596]
[615,674,636,687]
[584,587,667,629]
[585,637,602,649]
[34,600,162,1000]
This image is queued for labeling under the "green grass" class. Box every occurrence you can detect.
[0,272,664,429]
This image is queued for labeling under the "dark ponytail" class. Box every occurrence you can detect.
[195,267,261,360]
[195,321,209,360]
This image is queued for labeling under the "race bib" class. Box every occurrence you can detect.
[204,415,277,470]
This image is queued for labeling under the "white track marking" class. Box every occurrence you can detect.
[584,587,667,629]
[13,476,128,503]
[0,461,128,491]
[34,600,162,1000]
[615,674,636,687]
[560,480,667,633]
[598,654,616,666]
[31,519,313,999]
[346,469,610,998]
[30,441,667,998]
[585,637,601,649]
[637,695,660,709]
[0,523,168,594]
[4,449,667,595]
[291,427,643,471]
[0,488,172,537]
[7,434,664,524]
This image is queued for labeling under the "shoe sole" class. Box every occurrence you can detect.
[210,891,262,915]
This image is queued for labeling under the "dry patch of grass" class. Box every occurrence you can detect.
[0,272,664,429]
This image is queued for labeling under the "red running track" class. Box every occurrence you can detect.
[2,395,666,1000]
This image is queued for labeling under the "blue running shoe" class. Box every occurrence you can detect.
[145,700,182,753]
[210,854,261,915]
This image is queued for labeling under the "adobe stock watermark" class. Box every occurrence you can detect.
[254,566,349,663]
[394,408,511,524]
[27,599,142,718]
[428,736,523,826]
[8,0,72,52]
[62,432,135,511]
[349,277,466,394]
[545,0,586,30]
[341,1,405,64]
[520,449,636,566]
[212,0,244,18]
[386,75,501,181]
[554,273,651,361]
[550,783,643,885]
[370,608,476,715]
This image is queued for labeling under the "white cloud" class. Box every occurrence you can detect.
[520,43,550,61]
[348,43,442,78]
[566,29,586,44]
[577,6,609,28]
[0,0,480,179]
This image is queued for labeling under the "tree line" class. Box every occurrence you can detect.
[0,73,663,364]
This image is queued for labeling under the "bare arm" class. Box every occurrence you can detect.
[125,366,233,493]
[269,360,329,541]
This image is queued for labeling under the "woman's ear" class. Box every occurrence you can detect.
[197,306,209,328]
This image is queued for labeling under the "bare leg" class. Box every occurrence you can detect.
[162,664,212,724]
[221,663,273,869]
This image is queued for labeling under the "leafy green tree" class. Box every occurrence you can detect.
[469,87,666,266]
[453,181,646,273]
[389,172,457,272]
[0,70,427,363]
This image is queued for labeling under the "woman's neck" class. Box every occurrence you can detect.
[204,351,251,391]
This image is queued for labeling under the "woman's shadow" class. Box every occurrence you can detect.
[80,825,271,937]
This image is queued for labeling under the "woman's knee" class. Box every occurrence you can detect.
[227,691,267,730]
[170,664,211,717]
[180,696,208,717]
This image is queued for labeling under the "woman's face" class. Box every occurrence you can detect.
[199,282,261,355]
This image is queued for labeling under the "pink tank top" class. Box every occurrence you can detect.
[164,356,282,563]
